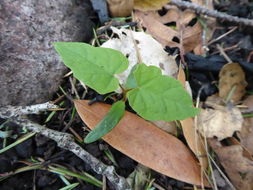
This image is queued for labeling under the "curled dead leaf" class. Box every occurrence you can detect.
[74,100,209,186]
[219,63,247,103]
[107,0,133,17]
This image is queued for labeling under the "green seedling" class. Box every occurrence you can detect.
[54,42,200,143]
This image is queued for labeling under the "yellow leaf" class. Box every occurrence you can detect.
[134,0,169,11]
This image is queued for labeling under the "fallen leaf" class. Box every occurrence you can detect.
[239,95,253,155]
[177,65,208,170]
[134,0,215,54]
[219,63,247,103]
[209,139,253,190]
[227,137,253,160]
[150,120,177,135]
[134,0,169,11]
[74,100,208,186]
[107,0,134,17]
[101,27,178,87]
[197,105,243,140]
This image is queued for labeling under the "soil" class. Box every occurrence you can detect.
[0,1,253,190]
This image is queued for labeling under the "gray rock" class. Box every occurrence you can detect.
[0,0,94,106]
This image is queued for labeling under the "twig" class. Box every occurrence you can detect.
[0,103,132,190]
[0,102,58,118]
[216,44,232,63]
[169,0,253,27]
[207,26,238,46]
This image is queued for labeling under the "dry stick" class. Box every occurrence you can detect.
[169,0,253,27]
[0,104,132,190]
[216,44,232,63]
[207,26,238,46]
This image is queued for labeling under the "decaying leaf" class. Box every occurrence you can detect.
[74,100,208,186]
[239,95,253,155]
[101,27,178,86]
[134,0,215,54]
[209,139,253,190]
[197,105,243,140]
[219,63,247,103]
[107,0,134,17]
[134,0,169,11]
[177,65,208,170]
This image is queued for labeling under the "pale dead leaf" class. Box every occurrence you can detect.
[134,0,169,11]
[239,95,253,155]
[197,105,243,140]
[209,139,253,190]
[101,27,178,87]
[74,100,209,186]
[107,0,134,17]
[177,65,208,170]
[219,63,247,103]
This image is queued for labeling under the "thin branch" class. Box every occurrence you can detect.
[169,0,253,27]
[0,103,132,190]
[0,102,58,118]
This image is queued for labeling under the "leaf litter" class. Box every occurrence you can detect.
[101,27,178,85]
[74,100,207,186]
[239,95,253,155]
[197,104,243,140]
[134,0,215,54]
[57,1,253,189]
[3,0,253,190]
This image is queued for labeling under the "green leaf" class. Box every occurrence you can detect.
[54,42,128,94]
[127,64,199,121]
[125,64,138,89]
[84,101,125,143]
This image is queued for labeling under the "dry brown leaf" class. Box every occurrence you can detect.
[150,120,177,135]
[209,139,253,190]
[239,95,253,155]
[219,63,247,103]
[134,0,215,54]
[134,0,169,11]
[227,137,253,160]
[134,10,202,53]
[197,105,243,140]
[74,100,209,186]
[177,65,208,171]
[107,0,134,17]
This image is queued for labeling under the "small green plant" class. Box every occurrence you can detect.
[54,42,199,143]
